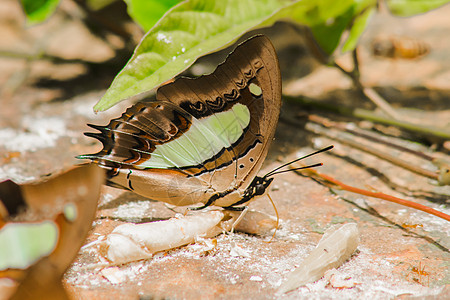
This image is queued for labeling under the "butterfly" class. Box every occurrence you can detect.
[0,165,103,299]
[78,35,330,210]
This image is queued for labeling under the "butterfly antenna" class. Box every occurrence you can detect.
[267,163,323,177]
[264,145,333,178]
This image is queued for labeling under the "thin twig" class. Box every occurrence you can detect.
[352,48,360,77]
[362,87,403,120]
[306,115,440,181]
[284,96,450,140]
[333,56,402,120]
[308,114,434,161]
[305,121,439,180]
[292,166,450,222]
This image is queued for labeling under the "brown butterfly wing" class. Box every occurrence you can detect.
[156,35,281,198]
[80,35,281,207]
[83,101,198,171]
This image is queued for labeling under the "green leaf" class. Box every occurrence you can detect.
[19,0,60,25]
[386,0,450,17]
[305,0,376,55]
[342,6,375,52]
[276,0,376,55]
[95,0,378,111]
[94,0,291,111]
[124,0,181,31]
[268,0,357,51]
[309,7,356,55]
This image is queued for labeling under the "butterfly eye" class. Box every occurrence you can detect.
[255,183,266,195]
[249,83,262,97]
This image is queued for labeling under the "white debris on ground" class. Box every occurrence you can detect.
[278,223,360,294]
[0,117,66,152]
[65,224,445,299]
[63,195,447,299]
[323,269,360,289]
[113,201,153,222]
[101,267,127,284]
[0,116,69,182]
[0,93,129,183]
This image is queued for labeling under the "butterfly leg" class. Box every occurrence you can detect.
[222,206,247,211]
[191,190,234,210]
[190,194,220,210]
[230,206,248,233]
[222,196,252,210]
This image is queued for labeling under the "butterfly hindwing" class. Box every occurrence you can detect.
[80,35,281,207]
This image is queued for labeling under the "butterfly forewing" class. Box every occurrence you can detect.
[80,35,281,207]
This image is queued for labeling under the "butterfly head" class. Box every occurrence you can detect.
[244,176,274,199]
[221,176,274,210]
[224,145,334,210]
[226,145,334,209]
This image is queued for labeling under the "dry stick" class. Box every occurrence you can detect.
[352,49,402,121]
[351,48,404,122]
[307,115,439,180]
[333,62,402,120]
[293,166,450,222]
[309,115,434,161]
[302,27,398,120]
[284,96,450,140]
[333,48,402,120]
[363,87,404,119]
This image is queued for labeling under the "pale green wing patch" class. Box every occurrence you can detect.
[0,221,59,270]
[203,102,250,147]
[138,103,250,169]
[249,83,262,97]
[63,203,78,222]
